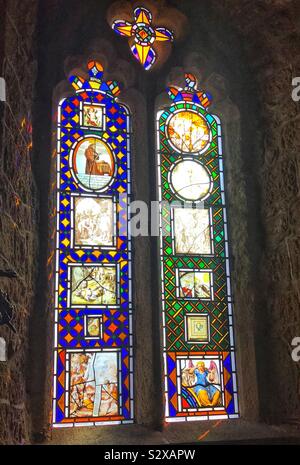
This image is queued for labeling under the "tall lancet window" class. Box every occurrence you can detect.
[52,61,133,427]
[157,74,239,422]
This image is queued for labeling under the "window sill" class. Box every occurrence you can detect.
[42,419,300,445]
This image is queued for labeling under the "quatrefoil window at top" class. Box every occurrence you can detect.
[112,6,174,70]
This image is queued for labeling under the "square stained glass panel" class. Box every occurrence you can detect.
[68,351,119,418]
[74,197,114,247]
[70,266,117,306]
[177,269,213,300]
[173,208,212,255]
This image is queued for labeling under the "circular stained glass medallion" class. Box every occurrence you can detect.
[167,110,211,154]
[72,137,115,191]
[170,159,212,201]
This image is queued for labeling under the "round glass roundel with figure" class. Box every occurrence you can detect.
[167,110,211,154]
[169,159,212,201]
[71,136,115,191]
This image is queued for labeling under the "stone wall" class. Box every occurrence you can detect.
[0,0,38,445]
[211,0,300,423]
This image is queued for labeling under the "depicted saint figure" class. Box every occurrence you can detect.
[73,138,115,190]
[184,361,221,408]
[84,144,112,176]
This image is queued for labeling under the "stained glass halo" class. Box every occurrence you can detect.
[69,135,117,193]
[166,109,212,155]
[168,158,213,202]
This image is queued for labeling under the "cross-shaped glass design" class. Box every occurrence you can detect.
[112,6,174,70]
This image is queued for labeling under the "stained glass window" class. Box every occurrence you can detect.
[52,61,133,427]
[157,74,239,421]
[112,6,174,70]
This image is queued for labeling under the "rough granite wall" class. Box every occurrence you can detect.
[212,0,300,423]
[0,0,38,444]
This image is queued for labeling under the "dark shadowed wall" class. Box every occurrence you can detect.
[0,0,38,445]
